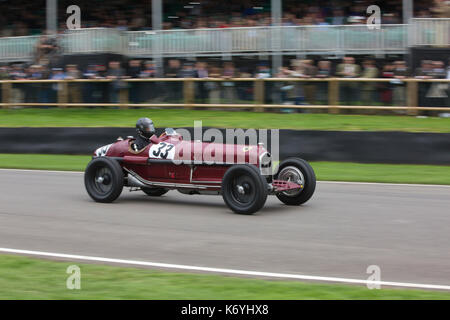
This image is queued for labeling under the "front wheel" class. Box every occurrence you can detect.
[221,164,268,215]
[275,158,316,206]
[84,157,124,203]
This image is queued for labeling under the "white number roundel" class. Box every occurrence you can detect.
[149,142,175,160]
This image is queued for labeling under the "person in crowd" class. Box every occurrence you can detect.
[65,64,82,103]
[275,66,293,105]
[254,63,272,103]
[140,61,157,78]
[0,66,9,80]
[315,60,331,104]
[207,65,222,104]
[447,58,450,107]
[34,34,58,65]
[303,59,317,104]
[106,61,127,103]
[139,60,158,102]
[331,8,346,25]
[82,64,101,103]
[415,60,434,107]
[379,62,395,105]
[179,62,197,78]
[28,64,50,103]
[9,64,27,106]
[127,60,142,104]
[221,62,237,103]
[165,59,181,78]
[360,59,379,105]
[335,56,360,105]
[50,67,66,102]
[430,0,450,18]
[392,60,409,106]
[128,59,142,78]
[195,62,209,103]
[165,59,182,101]
[283,60,308,106]
[255,64,271,79]
[415,60,434,79]
[426,60,448,107]
[447,58,450,79]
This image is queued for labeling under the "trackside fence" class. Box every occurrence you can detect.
[1,78,449,114]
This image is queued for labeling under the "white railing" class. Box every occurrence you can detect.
[0,19,448,62]
[124,25,407,56]
[62,28,124,53]
[0,35,40,62]
[411,18,450,46]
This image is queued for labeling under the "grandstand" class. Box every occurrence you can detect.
[0,0,449,110]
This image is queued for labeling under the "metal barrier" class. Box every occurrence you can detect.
[412,18,450,46]
[0,35,40,62]
[62,28,124,54]
[125,25,407,57]
[0,19,448,61]
[1,78,449,113]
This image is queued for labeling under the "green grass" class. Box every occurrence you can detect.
[1,154,450,185]
[1,108,450,132]
[0,254,449,299]
[311,161,450,185]
[0,154,91,171]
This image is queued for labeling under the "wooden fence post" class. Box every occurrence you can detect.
[328,79,339,114]
[119,86,129,108]
[1,82,11,108]
[254,79,265,112]
[183,79,194,108]
[406,80,418,116]
[58,81,68,108]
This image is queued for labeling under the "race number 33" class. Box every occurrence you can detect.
[149,142,175,160]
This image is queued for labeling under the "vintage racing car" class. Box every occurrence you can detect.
[84,128,316,214]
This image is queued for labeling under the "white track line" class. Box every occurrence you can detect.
[1,168,449,188]
[1,248,449,291]
[0,168,82,174]
[318,180,450,188]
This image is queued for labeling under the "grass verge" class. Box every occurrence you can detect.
[0,154,449,185]
[0,254,449,299]
[1,108,450,132]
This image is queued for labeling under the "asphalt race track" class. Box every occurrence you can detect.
[0,169,449,287]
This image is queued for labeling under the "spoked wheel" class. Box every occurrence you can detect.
[275,158,316,206]
[222,164,268,215]
[84,157,124,203]
[142,187,169,197]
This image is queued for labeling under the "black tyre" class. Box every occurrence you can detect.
[142,187,169,197]
[275,158,316,206]
[84,157,124,203]
[221,164,268,215]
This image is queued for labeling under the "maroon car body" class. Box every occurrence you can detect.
[84,129,316,214]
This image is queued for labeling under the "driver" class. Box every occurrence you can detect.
[132,117,155,151]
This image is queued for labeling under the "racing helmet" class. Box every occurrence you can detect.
[136,117,155,139]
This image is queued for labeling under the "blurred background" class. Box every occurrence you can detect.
[0,0,449,111]
[1,1,450,301]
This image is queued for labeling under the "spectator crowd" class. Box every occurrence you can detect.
[1,0,448,37]
[1,57,449,106]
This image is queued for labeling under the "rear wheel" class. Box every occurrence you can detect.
[221,164,268,215]
[84,157,124,203]
[275,158,316,206]
[142,187,169,197]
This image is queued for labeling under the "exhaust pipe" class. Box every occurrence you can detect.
[126,174,147,188]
